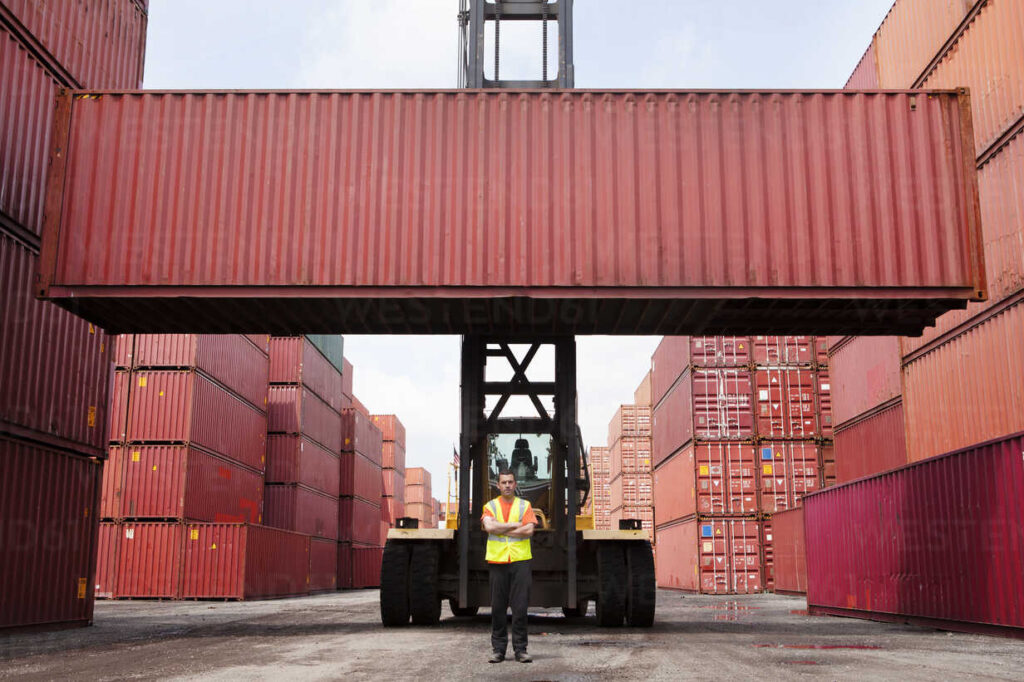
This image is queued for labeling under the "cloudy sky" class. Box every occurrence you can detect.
[144,0,894,495]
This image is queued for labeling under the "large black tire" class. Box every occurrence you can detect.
[448,599,479,617]
[561,598,589,619]
[596,543,626,627]
[625,542,656,627]
[380,541,411,627]
[409,543,442,625]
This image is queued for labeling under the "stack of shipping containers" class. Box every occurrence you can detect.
[404,468,433,529]
[339,407,384,589]
[375,414,407,544]
[607,403,653,536]
[589,446,612,530]
[0,0,147,628]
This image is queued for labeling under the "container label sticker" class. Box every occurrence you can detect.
[763,465,773,475]
[152,465,158,471]
[125,528,134,540]
[822,383,830,391]
[190,529,199,540]
[78,578,88,599]
[88,323,95,334]
[131,451,140,462]
[210,543,217,550]
[702,541,713,552]
[761,448,773,460]
[759,390,769,400]
[699,465,709,476]
[715,528,722,535]
[138,377,147,387]
[158,391,164,397]
[701,525,713,538]
[87,406,96,428]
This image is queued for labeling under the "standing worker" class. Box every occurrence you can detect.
[481,469,536,663]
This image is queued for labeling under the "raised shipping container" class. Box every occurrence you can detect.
[269,336,346,411]
[827,336,903,426]
[768,507,807,595]
[340,496,383,546]
[757,442,822,513]
[872,0,973,89]
[655,517,763,594]
[267,434,341,497]
[653,442,757,526]
[0,437,101,629]
[752,336,813,367]
[834,399,908,484]
[805,431,1024,636]
[39,90,986,336]
[113,522,184,599]
[181,523,310,600]
[309,537,338,593]
[132,334,269,409]
[752,368,818,439]
[264,484,339,540]
[267,385,342,454]
[119,445,263,522]
[341,409,383,464]
[1,233,110,456]
[127,370,267,471]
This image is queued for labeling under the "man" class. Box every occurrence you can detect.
[481,469,536,663]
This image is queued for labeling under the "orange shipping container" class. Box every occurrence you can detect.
[828,336,903,426]
[371,415,406,445]
[102,446,125,519]
[609,436,652,480]
[872,0,973,88]
[608,405,652,445]
[609,473,653,508]
[382,442,406,471]
[405,484,431,505]
[405,467,430,487]
[633,372,652,406]
[655,517,763,594]
[95,523,118,599]
[653,442,757,526]
[610,505,654,539]
[845,41,879,89]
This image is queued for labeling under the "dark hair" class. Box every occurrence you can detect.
[497,468,516,480]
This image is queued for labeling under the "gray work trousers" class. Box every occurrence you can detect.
[489,560,531,655]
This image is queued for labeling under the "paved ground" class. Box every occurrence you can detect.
[2,590,1023,680]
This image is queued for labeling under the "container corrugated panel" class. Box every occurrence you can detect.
[652,373,693,468]
[268,386,342,454]
[922,0,1024,156]
[380,467,405,499]
[845,41,880,89]
[816,368,833,439]
[828,336,902,426]
[340,496,383,545]
[689,336,751,368]
[873,0,973,88]
[113,522,183,598]
[821,442,836,488]
[405,467,430,487]
[380,498,404,529]
[608,405,652,445]
[753,368,819,439]
[0,436,101,629]
[834,399,908,484]
[805,431,1024,634]
[654,517,763,594]
[269,337,345,412]
[245,334,269,354]
[132,335,269,410]
[342,358,353,399]
[264,484,339,540]
[1,0,147,88]
[127,370,267,471]
[752,336,814,367]
[609,473,653,508]
[304,335,345,377]
[0,233,110,455]
[95,522,118,599]
[0,26,59,238]
[109,370,129,443]
[101,445,124,519]
[405,483,431,505]
[382,442,406,472]
[812,337,829,366]
[654,443,755,525]
[266,434,340,498]
[372,415,406,446]
[308,537,338,593]
[181,523,310,599]
[114,334,133,368]
[633,371,652,406]
[121,445,263,523]
[351,544,383,589]
[902,297,1024,462]
[757,442,822,513]
[341,409,383,465]
[651,337,691,408]
[40,90,986,337]
[768,507,807,595]
[608,436,652,479]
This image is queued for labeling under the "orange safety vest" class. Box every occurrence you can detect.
[485,497,533,563]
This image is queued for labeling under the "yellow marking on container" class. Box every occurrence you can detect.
[88,323,95,334]
[763,464,773,475]
[132,451,140,462]
[138,377,147,387]
[152,465,157,471]
[78,578,88,599]
[87,406,96,427]
[699,465,709,476]
[190,529,199,540]
[210,543,217,550]
[158,391,164,397]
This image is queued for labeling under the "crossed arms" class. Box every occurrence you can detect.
[482,515,535,538]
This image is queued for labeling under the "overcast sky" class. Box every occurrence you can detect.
[144,0,894,498]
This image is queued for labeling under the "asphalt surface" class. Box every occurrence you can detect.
[2,590,1023,680]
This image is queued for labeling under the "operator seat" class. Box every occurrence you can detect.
[510,438,535,481]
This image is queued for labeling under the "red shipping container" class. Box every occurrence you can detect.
[651,337,690,408]
[651,337,751,408]
[812,336,829,367]
[0,437,102,629]
[95,522,118,599]
[114,335,134,368]
[309,537,338,593]
[246,334,270,355]
[340,496,383,545]
[267,434,341,497]
[768,507,807,595]
[0,233,110,456]
[264,484,339,540]
[372,414,406,446]
[132,334,269,410]
[757,442,822,513]
[102,446,125,519]
[405,502,432,525]
[828,336,902,426]
[113,522,184,599]
[2,0,147,89]
[406,467,431,487]
[753,368,818,439]
[609,473,653,508]
[109,370,129,444]
[341,451,382,501]
[380,498,405,528]
[269,337,346,412]
[608,436,653,480]
[845,41,879,89]
[752,336,813,367]
[834,399,908,484]
[181,523,310,599]
[120,445,263,523]
[268,385,342,454]
[382,442,406,471]
[341,409,383,465]
[653,442,757,526]
[816,368,833,439]
[127,370,267,471]
[689,336,751,368]
[655,517,763,594]
[821,442,836,488]
[805,431,1024,635]
[346,544,383,589]
[405,484,431,505]
[610,505,654,538]
[608,405,653,445]
[871,0,972,89]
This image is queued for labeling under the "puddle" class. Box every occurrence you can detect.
[697,601,761,612]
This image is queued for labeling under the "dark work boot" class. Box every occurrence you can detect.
[515,651,532,663]
[489,651,505,663]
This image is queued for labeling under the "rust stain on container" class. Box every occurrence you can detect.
[834,399,908,484]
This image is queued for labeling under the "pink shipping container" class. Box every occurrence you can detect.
[2,0,147,89]
[264,484,339,540]
[655,517,763,594]
[309,537,338,593]
[828,336,902,426]
[132,334,269,410]
[405,502,432,525]
[109,370,129,443]
[120,445,263,523]
[1,233,110,456]
[757,442,822,513]
[609,473,653,508]
[340,496,383,545]
[182,523,310,600]
[653,442,757,526]
[816,368,833,439]
[845,41,880,89]
[246,334,270,355]
[805,431,1024,636]
[902,296,1024,463]
[39,91,985,337]
[268,385,342,454]
[113,522,184,599]
[267,434,341,497]
[269,337,346,412]
[872,0,973,89]
[651,337,689,408]
[372,415,406,446]
[338,543,383,589]
[380,466,405,500]
[608,436,652,479]
[114,334,133,368]
[127,370,267,471]
[767,507,807,595]
[1,436,101,629]
[752,336,813,366]
[95,522,118,599]
[342,358,354,399]
[608,405,652,445]
[405,484,431,505]
[382,442,406,471]
[753,368,818,439]
[341,409,383,465]
[406,467,431,486]
[102,445,125,519]
[834,399,908,484]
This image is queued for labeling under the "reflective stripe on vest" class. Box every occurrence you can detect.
[485,497,533,563]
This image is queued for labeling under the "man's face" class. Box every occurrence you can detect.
[498,474,516,497]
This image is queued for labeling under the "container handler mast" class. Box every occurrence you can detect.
[378,1,656,628]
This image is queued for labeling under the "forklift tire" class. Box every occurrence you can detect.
[625,541,656,627]
[380,541,411,627]
[409,543,442,625]
[448,599,479,617]
[596,544,626,626]
[561,598,589,618]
